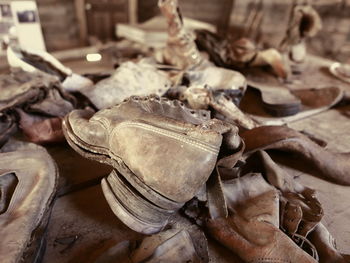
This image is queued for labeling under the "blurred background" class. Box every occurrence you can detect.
[1,0,350,66]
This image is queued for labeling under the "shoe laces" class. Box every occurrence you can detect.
[292,233,319,261]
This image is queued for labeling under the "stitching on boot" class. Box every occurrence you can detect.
[113,121,219,153]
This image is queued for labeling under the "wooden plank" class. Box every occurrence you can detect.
[289,105,350,153]
[128,0,138,25]
[42,185,142,263]
[74,0,88,45]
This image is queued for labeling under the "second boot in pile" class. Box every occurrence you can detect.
[0,69,76,144]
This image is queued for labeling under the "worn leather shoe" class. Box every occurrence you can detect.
[0,140,58,263]
[63,96,239,233]
[206,173,318,262]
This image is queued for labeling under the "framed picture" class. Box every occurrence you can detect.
[11,1,45,51]
[0,3,12,18]
[17,10,37,23]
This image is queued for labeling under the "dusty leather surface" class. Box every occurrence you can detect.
[17,109,65,144]
[0,112,17,147]
[63,96,239,204]
[0,69,77,145]
[206,173,317,263]
[0,140,58,263]
[241,125,350,186]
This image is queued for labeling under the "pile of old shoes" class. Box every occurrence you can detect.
[0,69,76,144]
[0,139,58,263]
[63,95,242,234]
[205,147,349,263]
[62,94,350,262]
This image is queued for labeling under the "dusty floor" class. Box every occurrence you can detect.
[37,58,350,262]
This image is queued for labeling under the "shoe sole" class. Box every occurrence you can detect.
[102,170,173,234]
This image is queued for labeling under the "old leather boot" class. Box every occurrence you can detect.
[241,125,350,186]
[63,96,240,233]
[180,85,258,129]
[101,170,174,234]
[159,0,203,69]
[280,5,322,64]
[253,151,324,238]
[0,140,58,263]
[248,81,301,117]
[206,173,318,262]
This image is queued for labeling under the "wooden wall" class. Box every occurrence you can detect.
[36,0,350,62]
[84,0,129,41]
[136,0,233,31]
[37,0,80,51]
[229,0,350,62]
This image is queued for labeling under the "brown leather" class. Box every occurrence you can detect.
[94,226,207,263]
[195,29,229,68]
[206,173,317,263]
[0,111,17,147]
[159,0,202,69]
[248,82,301,117]
[241,125,350,185]
[17,109,64,144]
[291,86,343,108]
[0,69,75,116]
[255,150,323,237]
[63,96,240,233]
[63,95,236,203]
[308,223,350,263]
[0,140,58,263]
[195,29,288,78]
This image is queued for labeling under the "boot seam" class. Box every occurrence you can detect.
[112,121,219,154]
